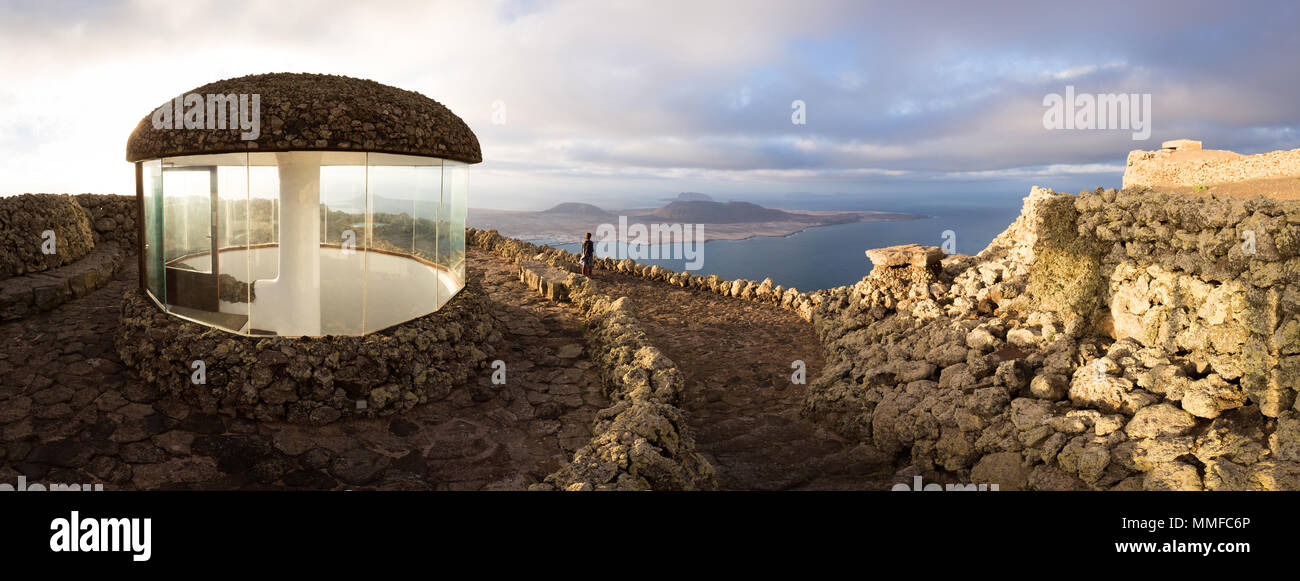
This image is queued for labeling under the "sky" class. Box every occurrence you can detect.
[1,0,1298,210]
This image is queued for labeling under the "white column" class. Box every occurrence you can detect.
[274,151,322,336]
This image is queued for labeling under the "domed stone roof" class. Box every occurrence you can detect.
[125,73,481,163]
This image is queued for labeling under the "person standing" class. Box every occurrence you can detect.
[580,232,595,276]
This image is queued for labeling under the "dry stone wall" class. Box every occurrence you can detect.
[804,186,1300,491]
[466,227,826,323]
[468,228,716,490]
[0,194,95,280]
[115,278,501,425]
[74,194,138,247]
[0,194,134,319]
[541,285,716,490]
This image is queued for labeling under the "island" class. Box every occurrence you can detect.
[468,193,927,243]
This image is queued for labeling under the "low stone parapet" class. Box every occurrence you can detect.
[114,274,501,425]
[469,228,716,490]
[0,194,96,280]
[0,241,124,320]
[468,227,824,323]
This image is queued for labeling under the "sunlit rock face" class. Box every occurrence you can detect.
[803,186,1300,491]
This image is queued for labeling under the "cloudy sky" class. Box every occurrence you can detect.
[1,0,1298,210]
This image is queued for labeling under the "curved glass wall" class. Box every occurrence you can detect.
[138,151,467,337]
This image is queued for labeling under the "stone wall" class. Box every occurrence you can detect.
[0,193,135,319]
[540,285,716,490]
[0,194,95,280]
[1124,146,1300,189]
[1079,188,1299,418]
[467,228,716,490]
[803,186,1300,490]
[74,194,138,247]
[115,278,501,425]
[467,227,825,323]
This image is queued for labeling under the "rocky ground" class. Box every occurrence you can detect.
[0,249,606,490]
[590,270,894,490]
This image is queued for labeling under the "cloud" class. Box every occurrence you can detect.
[1,0,1298,210]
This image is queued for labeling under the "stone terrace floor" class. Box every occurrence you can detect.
[0,249,605,490]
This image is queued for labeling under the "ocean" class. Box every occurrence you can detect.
[549,190,1027,291]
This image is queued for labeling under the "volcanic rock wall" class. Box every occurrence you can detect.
[468,228,716,490]
[0,194,133,320]
[476,228,827,322]
[0,194,95,279]
[115,280,500,425]
[804,186,1300,490]
[542,285,716,490]
[74,193,138,247]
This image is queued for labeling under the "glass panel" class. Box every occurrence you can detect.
[414,163,441,314]
[413,167,441,261]
[142,160,164,303]
[162,165,213,273]
[215,159,250,326]
[246,152,280,335]
[364,153,442,332]
[248,159,280,247]
[160,153,250,333]
[216,166,249,249]
[436,172,452,307]
[141,151,468,337]
[319,152,367,335]
[444,160,468,293]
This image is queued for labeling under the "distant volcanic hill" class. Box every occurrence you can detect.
[538,202,616,218]
[649,200,806,223]
[662,192,715,202]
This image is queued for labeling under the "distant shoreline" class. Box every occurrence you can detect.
[512,211,932,246]
[468,197,930,244]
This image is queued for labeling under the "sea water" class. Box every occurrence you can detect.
[552,192,1024,291]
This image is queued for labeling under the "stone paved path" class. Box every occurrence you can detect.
[0,251,605,490]
[587,270,894,490]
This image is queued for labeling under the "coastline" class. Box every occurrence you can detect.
[471,209,931,245]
